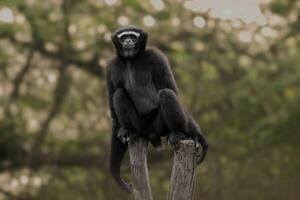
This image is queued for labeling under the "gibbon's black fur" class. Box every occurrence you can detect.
[106,26,208,192]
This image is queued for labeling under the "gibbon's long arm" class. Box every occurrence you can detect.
[106,66,133,192]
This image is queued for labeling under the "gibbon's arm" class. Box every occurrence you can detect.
[106,65,131,191]
[106,65,133,192]
[106,66,120,129]
[152,50,179,95]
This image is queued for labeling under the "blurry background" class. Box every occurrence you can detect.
[0,0,299,199]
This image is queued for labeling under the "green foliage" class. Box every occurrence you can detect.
[0,119,26,170]
[270,0,296,14]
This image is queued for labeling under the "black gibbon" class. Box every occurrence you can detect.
[106,26,208,192]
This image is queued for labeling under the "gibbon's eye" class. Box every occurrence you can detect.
[119,34,139,44]
[130,35,138,41]
[120,35,127,42]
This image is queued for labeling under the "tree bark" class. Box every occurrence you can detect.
[168,140,198,200]
[128,138,153,200]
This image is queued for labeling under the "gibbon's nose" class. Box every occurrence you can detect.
[124,38,134,44]
[123,39,135,49]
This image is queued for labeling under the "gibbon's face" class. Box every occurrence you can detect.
[117,31,140,58]
[111,26,148,58]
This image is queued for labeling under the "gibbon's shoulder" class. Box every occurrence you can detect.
[106,56,118,68]
[145,47,169,64]
[106,56,122,72]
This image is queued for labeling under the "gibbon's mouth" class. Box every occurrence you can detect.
[122,44,135,50]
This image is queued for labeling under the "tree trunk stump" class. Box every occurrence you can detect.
[128,138,153,200]
[168,140,198,200]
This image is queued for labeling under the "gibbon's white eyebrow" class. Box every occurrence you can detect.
[117,31,140,38]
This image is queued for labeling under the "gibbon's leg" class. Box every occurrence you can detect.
[157,89,188,145]
[113,87,142,142]
[186,112,209,164]
[158,89,208,163]
[148,110,171,148]
[153,111,169,136]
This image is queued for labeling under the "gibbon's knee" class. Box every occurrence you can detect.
[158,88,181,110]
[158,89,187,133]
[158,88,175,99]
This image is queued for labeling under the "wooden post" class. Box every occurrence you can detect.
[128,138,153,200]
[168,140,198,200]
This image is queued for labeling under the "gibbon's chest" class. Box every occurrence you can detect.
[118,60,159,115]
[121,61,154,89]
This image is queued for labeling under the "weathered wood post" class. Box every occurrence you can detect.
[168,140,198,200]
[128,138,153,200]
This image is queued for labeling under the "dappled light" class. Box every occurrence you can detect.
[0,7,14,23]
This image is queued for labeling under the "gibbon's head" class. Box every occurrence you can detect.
[111,25,148,58]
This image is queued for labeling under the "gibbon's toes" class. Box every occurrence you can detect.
[167,132,186,150]
[196,154,204,164]
[129,131,140,141]
[116,177,133,193]
[117,128,129,143]
[196,140,209,165]
[148,133,162,147]
[124,182,134,193]
[117,128,142,143]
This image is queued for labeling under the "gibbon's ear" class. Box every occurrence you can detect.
[111,31,122,53]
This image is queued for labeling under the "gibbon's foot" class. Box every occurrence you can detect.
[124,182,134,193]
[167,132,186,150]
[195,138,209,165]
[129,131,140,141]
[148,132,162,147]
[117,128,140,143]
[117,127,129,143]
